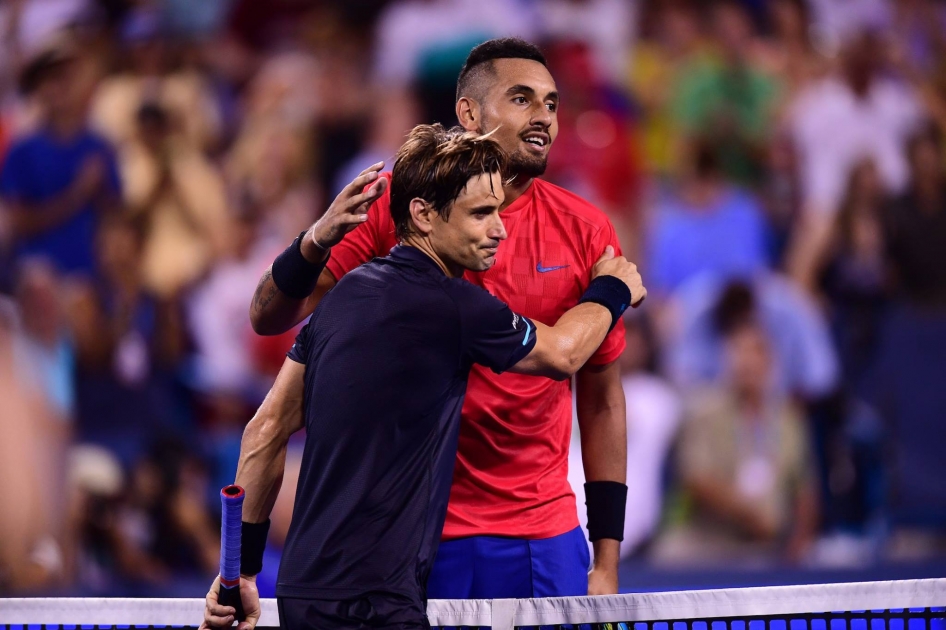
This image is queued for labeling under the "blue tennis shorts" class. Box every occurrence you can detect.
[426,525,590,599]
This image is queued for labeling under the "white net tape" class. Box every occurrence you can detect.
[0,578,944,630]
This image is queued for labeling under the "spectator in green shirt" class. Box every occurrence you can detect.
[672,0,782,187]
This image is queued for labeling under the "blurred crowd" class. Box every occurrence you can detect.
[2,0,946,596]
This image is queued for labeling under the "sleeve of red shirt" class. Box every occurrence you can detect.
[325,173,397,281]
[587,219,627,366]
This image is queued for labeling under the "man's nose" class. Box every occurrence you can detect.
[530,103,552,128]
[489,215,507,241]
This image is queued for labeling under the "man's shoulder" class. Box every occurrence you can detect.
[532,178,613,230]
[3,131,47,157]
[6,128,113,155]
[429,273,510,330]
[335,255,479,328]
[788,77,849,127]
[443,274,498,304]
[335,254,393,284]
[339,253,448,296]
[318,256,410,314]
[0,133,52,180]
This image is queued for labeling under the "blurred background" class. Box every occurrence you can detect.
[1,0,945,597]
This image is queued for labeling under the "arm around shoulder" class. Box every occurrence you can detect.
[248,162,389,335]
[249,263,336,335]
[509,246,646,380]
[508,303,613,380]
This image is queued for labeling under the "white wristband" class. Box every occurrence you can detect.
[310,229,331,252]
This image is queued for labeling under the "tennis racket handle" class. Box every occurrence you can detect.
[218,581,245,621]
[219,484,246,622]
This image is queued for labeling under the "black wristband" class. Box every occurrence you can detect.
[271,231,330,300]
[584,481,627,542]
[240,520,270,576]
[578,276,631,331]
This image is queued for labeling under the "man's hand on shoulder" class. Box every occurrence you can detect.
[249,163,384,334]
[302,161,388,261]
[592,246,646,308]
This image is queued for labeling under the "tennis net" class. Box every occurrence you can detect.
[1,578,943,630]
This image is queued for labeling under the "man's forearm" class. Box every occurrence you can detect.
[233,359,306,521]
[8,191,88,238]
[234,416,290,523]
[576,361,627,587]
[249,266,336,335]
[249,267,293,335]
[576,361,627,485]
[591,538,620,572]
[511,304,611,379]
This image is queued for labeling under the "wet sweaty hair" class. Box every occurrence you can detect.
[390,124,507,240]
[456,38,548,103]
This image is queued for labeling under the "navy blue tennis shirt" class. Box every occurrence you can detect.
[277,245,536,612]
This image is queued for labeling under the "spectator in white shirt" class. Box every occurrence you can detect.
[785,29,924,293]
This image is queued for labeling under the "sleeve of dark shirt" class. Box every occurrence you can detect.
[286,322,310,364]
[453,282,537,373]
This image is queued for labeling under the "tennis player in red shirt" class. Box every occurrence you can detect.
[249,38,635,598]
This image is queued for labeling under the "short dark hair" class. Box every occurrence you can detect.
[691,138,722,179]
[712,280,756,338]
[390,124,507,240]
[456,37,548,103]
[19,45,76,95]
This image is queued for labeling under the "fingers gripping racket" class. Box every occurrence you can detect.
[219,485,246,622]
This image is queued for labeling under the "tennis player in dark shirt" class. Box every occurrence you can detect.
[201,125,645,630]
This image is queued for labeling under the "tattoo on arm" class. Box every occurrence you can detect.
[252,268,279,314]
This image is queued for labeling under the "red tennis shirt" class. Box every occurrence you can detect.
[326,174,626,540]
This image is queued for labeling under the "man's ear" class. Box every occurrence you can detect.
[456,97,480,132]
[409,198,437,236]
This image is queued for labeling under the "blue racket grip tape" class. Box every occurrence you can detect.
[218,485,245,621]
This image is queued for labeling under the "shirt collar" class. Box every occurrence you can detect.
[389,244,447,276]
[499,178,536,216]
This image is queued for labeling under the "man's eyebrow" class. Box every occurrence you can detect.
[471,201,499,211]
[505,84,535,97]
[505,84,559,102]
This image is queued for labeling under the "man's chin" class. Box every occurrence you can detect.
[509,153,548,179]
[470,256,496,273]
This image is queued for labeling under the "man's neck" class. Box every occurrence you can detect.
[500,174,534,210]
[46,113,84,141]
[401,236,461,278]
[735,387,766,416]
[682,178,722,209]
